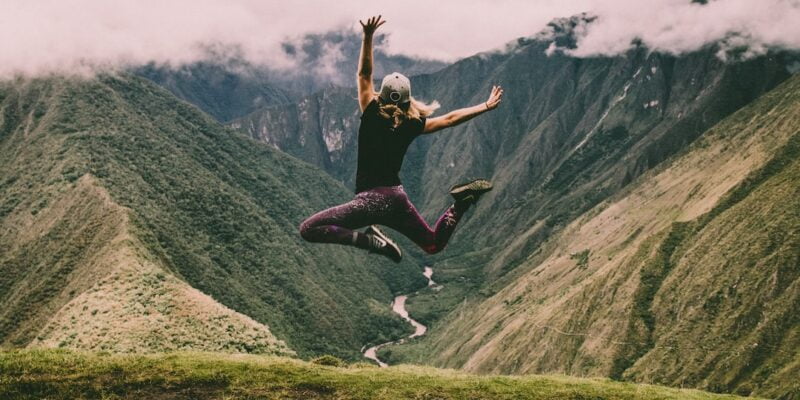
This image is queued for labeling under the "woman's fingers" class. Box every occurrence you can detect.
[361,15,385,32]
[495,86,503,99]
[486,85,504,109]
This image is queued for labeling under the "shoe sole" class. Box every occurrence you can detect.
[366,225,402,262]
[450,179,493,196]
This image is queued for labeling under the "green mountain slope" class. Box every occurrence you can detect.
[0,349,754,400]
[0,75,424,359]
[390,72,800,398]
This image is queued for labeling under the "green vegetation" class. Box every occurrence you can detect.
[610,222,692,379]
[570,249,591,270]
[310,354,347,367]
[0,75,423,360]
[0,349,754,400]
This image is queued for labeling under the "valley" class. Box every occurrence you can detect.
[363,266,437,367]
[0,11,797,399]
[222,29,799,396]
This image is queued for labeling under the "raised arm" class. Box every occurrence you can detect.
[357,16,385,112]
[423,85,504,134]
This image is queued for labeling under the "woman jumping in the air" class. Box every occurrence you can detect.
[299,15,504,262]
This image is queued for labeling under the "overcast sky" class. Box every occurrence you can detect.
[1,0,798,77]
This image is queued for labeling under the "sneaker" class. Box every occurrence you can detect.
[365,225,402,263]
[449,178,493,205]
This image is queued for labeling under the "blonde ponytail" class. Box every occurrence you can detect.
[377,95,440,128]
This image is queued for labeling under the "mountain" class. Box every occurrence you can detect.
[0,74,425,359]
[227,19,798,397]
[137,30,448,123]
[229,86,359,185]
[272,30,450,95]
[229,27,791,266]
[392,72,800,398]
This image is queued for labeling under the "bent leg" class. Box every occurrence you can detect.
[429,202,470,252]
[299,196,376,249]
[385,189,470,254]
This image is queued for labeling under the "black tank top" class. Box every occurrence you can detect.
[355,99,426,193]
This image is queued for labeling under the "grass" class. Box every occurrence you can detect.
[0,349,755,400]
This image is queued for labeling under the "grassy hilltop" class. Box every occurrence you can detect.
[0,349,754,400]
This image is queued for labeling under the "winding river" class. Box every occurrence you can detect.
[362,266,437,367]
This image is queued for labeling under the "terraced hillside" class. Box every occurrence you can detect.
[0,75,424,359]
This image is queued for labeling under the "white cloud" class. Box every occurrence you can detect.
[554,0,800,59]
[0,0,798,77]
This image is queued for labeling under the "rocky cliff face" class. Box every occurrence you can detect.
[229,87,360,185]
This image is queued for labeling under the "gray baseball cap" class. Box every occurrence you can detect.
[379,72,411,104]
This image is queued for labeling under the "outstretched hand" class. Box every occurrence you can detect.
[485,85,504,110]
[359,15,385,36]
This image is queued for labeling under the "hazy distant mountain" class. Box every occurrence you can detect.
[136,61,293,123]
[0,75,424,359]
[274,30,449,94]
[137,30,448,122]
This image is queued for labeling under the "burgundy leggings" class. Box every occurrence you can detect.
[299,185,468,254]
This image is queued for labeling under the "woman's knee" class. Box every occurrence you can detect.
[422,243,443,255]
[298,218,315,241]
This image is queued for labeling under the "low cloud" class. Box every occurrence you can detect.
[1,0,798,78]
[547,0,800,60]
